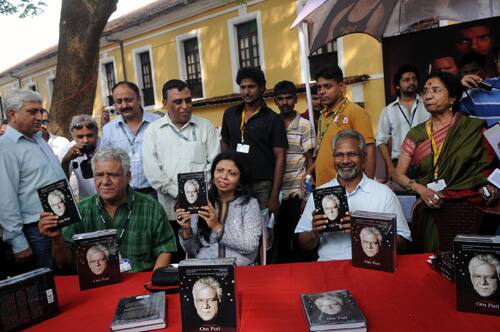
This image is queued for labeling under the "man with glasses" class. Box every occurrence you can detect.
[59,115,99,199]
[39,108,69,157]
[143,79,220,262]
[295,130,411,261]
[101,81,160,197]
[0,89,66,270]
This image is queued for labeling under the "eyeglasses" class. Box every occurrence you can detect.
[113,97,137,105]
[172,97,192,105]
[72,122,97,130]
[333,152,362,159]
[422,87,446,96]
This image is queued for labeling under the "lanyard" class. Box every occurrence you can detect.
[119,123,138,154]
[170,124,196,142]
[97,192,135,245]
[396,99,418,127]
[317,98,349,146]
[425,115,453,181]
[240,108,261,144]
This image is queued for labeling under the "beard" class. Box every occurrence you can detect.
[337,163,358,180]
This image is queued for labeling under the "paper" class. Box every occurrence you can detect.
[487,168,500,189]
[483,122,500,159]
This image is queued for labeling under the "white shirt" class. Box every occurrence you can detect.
[142,114,220,220]
[58,140,97,200]
[48,132,70,157]
[376,95,429,159]
[295,174,412,261]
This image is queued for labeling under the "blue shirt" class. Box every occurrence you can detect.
[459,76,500,127]
[0,126,66,253]
[101,111,160,189]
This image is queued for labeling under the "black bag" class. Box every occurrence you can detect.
[151,265,179,286]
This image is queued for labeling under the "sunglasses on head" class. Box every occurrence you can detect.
[72,122,97,130]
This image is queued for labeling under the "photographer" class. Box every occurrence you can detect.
[59,115,99,200]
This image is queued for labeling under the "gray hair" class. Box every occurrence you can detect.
[3,88,43,113]
[184,179,200,192]
[360,226,383,243]
[86,244,110,261]
[192,277,223,301]
[314,294,344,306]
[47,189,65,203]
[69,114,98,132]
[91,147,130,174]
[469,254,500,276]
[332,130,367,156]
[322,194,340,207]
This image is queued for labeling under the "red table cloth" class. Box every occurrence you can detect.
[26,254,500,331]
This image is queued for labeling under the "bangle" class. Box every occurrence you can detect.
[406,179,415,191]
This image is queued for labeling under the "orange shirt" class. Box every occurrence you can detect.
[315,101,375,186]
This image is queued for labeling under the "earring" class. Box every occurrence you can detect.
[236,183,244,191]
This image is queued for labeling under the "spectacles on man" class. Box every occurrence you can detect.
[113,97,137,105]
[334,152,362,159]
[72,122,97,130]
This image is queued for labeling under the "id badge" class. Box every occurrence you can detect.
[236,143,250,154]
[427,179,447,191]
[119,253,132,272]
[130,151,140,163]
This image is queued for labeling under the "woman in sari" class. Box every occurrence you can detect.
[175,151,262,266]
[394,71,499,252]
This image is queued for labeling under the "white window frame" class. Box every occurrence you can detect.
[176,29,206,100]
[46,70,56,107]
[132,45,158,110]
[227,10,266,93]
[99,56,118,106]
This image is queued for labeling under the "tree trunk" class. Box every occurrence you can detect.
[50,0,117,137]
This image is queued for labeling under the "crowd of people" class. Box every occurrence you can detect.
[0,46,498,278]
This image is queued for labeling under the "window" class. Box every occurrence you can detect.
[236,20,260,68]
[309,40,338,79]
[138,51,155,107]
[48,78,55,106]
[104,62,116,106]
[183,37,203,99]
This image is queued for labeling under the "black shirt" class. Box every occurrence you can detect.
[221,102,288,181]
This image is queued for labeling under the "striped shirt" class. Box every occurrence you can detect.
[281,114,316,199]
[101,111,160,189]
[62,189,177,272]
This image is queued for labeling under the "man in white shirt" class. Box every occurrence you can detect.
[40,109,69,157]
[143,79,220,261]
[58,115,99,200]
[376,64,429,182]
[295,130,411,261]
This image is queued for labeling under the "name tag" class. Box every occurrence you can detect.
[237,143,250,154]
[427,179,447,191]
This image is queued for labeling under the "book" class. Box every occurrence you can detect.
[0,268,59,331]
[312,186,349,232]
[301,289,367,331]
[454,234,500,316]
[177,171,209,214]
[73,229,122,290]
[429,251,455,281]
[179,258,237,332]
[351,210,397,272]
[111,292,166,332]
[37,178,82,229]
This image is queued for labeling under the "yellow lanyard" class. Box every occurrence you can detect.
[317,97,350,146]
[425,120,446,180]
[240,108,261,144]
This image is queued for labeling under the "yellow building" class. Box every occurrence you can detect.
[0,0,387,130]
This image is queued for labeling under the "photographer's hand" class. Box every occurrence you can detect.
[61,143,85,178]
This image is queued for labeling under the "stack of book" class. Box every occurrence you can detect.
[110,292,166,332]
[429,251,455,281]
[0,268,59,331]
[301,289,367,332]
[454,234,500,316]
[179,257,237,332]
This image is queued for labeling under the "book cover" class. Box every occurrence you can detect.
[179,258,237,332]
[301,289,366,331]
[454,235,500,316]
[312,186,349,232]
[0,268,59,331]
[351,210,397,272]
[111,292,166,331]
[177,172,208,214]
[37,178,82,229]
[73,229,122,290]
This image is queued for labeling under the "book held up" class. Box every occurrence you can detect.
[177,171,208,214]
[312,186,349,232]
[37,178,81,229]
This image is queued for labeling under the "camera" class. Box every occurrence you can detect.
[104,105,116,115]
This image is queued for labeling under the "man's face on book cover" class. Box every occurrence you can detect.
[315,296,343,315]
[184,181,199,204]
[87,249,108,275]
[48,191,66,217]
[194,286,220,321]
[470,263,498,297]
[361,232,380,258]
